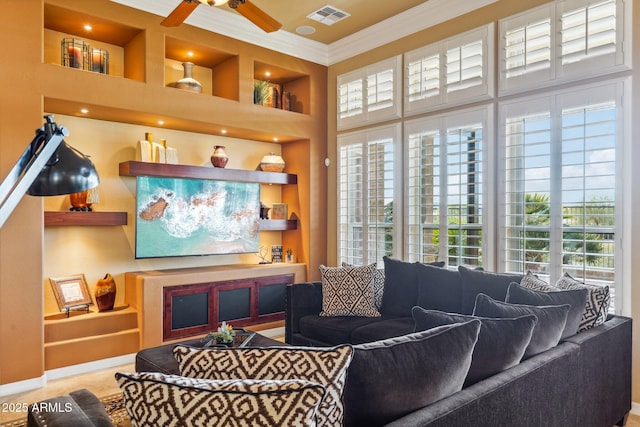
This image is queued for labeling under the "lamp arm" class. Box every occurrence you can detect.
[0,120,67,229]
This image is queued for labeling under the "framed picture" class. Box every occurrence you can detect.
[49,274,93,311]
[271,245,283,263]
[271,203,288,220]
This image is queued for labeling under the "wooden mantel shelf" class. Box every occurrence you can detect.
[119,161,297,185]
[45,211,128,226]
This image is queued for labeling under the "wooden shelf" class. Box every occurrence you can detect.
[45,211,128,226]
[119,161,297,185]
[259,219,297,231]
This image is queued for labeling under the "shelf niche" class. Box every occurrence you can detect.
[165,37,239,101]
[254,61,310,115]
[44,3,145,81]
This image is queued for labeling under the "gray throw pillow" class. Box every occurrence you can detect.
[506,282,587,339]
[342,320,481,427]
[412,306,536,387]
[458,266,524,314]
[473,294,570,359]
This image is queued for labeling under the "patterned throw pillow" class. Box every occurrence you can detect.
[116,372,325,427]
[520,271,556,291]
[319,264,380,317]
[174,344,353,427]
[555,272,610,331]
[342,262,385,310]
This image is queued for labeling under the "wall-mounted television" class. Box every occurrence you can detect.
[135,176,260,258]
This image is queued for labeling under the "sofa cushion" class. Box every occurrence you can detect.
[411,306,536,386]
[349,317,415,344]
[380,257,445,317]
[459,266,524,314]
[415,263,463,313]
[299,314,389,345]
[174,344,352,427]
[116,372,325,427]
[343,320,481,427]
[319,264,380,317]
[555,272,610,331]
[473,294,570,358]
[506,282,587,339]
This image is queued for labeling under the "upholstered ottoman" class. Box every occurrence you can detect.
[26,388,112,427]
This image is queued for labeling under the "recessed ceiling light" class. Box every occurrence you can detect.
[265,71,271,77]
[157,120,164,125]
[80,108,89,114]
[187,51,194,57]
[296,25,316,35]
[84,24,92,31]
[273,137,279,142]
[221,129,227,134]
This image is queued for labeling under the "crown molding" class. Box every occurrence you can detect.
[110,0,497,67]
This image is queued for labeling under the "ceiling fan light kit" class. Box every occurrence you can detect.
[162,0,282,33]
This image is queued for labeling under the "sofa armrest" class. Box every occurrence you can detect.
[562,315,632,427]
[285,281,322,344]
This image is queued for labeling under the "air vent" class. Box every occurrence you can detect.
[307,5,350,26]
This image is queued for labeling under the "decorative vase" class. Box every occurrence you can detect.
[260,152,285,172]
[95,273,117,312]
[173,62,202,93]
[211,145,229,168]
[69,190,90,211]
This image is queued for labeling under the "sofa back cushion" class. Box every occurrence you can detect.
[380,257,445,317]
[506,282,587,339]
[174,344,352,427]
[412,306,536,386]
[343,320,481,427]
[459,266,524,314]
[415,263,463,313]
[116,372,325,427]
[473,294,569,358]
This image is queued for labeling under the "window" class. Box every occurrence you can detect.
[337,57,401,130]
[499,0,630,94]
[405,107,490,266]
[338,125,401,265]
[499,81,623,293]
[405,24,494,116]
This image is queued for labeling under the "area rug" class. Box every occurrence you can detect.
[0,393,129,427]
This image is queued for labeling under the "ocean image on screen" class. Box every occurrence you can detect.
[135,176,260,258]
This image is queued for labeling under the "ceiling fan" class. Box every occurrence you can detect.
[161,0,282,33]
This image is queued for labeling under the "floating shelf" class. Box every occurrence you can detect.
[44,211,128,226]
[259,219,297,231]
[119,161,297,185]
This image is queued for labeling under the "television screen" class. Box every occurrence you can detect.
[135,176,260,258]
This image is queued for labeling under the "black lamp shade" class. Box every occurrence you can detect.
[27,141,100,196]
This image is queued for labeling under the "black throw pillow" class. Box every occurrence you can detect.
[458,266,523,314]
[473,294,569,359]
[380,257,444,317]
[412,306,536,387]
[506,282,588,339]
[343,320,481,427]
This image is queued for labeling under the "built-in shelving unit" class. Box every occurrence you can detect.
[44,211,127,226]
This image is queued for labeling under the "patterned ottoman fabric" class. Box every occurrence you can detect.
[173,344,353,427]
[116,372,325,427]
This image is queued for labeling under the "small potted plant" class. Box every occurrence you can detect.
[202,321,236,347]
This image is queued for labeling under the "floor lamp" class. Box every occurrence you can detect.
[0,115,100,229]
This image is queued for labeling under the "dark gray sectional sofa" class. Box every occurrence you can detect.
[285,258,632,427]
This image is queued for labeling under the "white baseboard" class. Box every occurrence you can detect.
[0,353,136,397]
[631,401,640,416]
[0,375,47,398]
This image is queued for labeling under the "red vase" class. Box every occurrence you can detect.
[95,273,116,312]
[211,145,229,168]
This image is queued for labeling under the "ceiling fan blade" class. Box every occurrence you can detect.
[235,0,282,33]
[161,0,199,27]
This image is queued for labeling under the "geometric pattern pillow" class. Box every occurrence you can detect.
[520,271,556,291]
[319,264,380,317]
[115,372,326,427]
[174,344,353,427]
[555,272,610,331]
[342,263,385,310]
